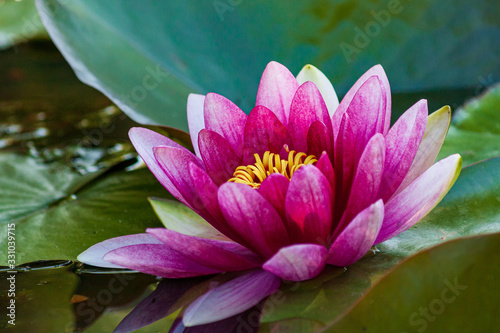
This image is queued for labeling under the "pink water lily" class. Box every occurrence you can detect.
[79,61,461,327]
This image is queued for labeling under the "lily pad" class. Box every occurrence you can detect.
[439,83,500,166]
[261,156,500,325]
[326,232,500,331]
[0,154,170,265]
[36,0,500,128]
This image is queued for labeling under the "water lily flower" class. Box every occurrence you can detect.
[79,61,461,327]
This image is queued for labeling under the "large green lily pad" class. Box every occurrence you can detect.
[0,154,170,265]
[36,0,500,128]
[439,83,500,166]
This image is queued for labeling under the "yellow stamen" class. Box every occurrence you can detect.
[228,149,317,189]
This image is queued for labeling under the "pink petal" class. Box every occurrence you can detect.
[183,270,280,326]
[129,127,190,203]
[262,244,328,281]
[315,151,336,191]
[296,64,339,117]
[104,243,222,278]
[188,162,244,243]
[334,113,356,216]
[285,165,333,244]
[198,129,240,185]
[288,81,332,153]
[242,105,291,165]
[153,146,209,215]
[218,182,290,258]
[327,200,384,266]
[332,65,391,139]
[306,120,334,159]
[188,162,223,222]
[146,228,261,271]
[187,93,206,158]
[204,93,247,158]
[256,61,299,126]
[335,134,385,237]
[378,99,428,201]
[375,154,462,244]
[334,75,387,215]
[258,173,290,221]
[393,106,451,198]
[77,234,162,269]
[342,76,385,160]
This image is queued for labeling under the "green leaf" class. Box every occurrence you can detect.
[0,0,48,49]
[325,232,500,331]
[439,84,500,166]
[149,198,227,241]
[36,0,500,128]
[261,156,500,326]
[0,154,102,223]
[0,154,170,265]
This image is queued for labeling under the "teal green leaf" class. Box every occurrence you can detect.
[0,0,48,49]
[0,154,169,265]
[325,232,500,332]
[439,83,500,166]
[36,0,500,128]
[261,156,500,326]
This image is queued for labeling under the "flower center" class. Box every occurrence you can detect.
[228,148,317,189]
